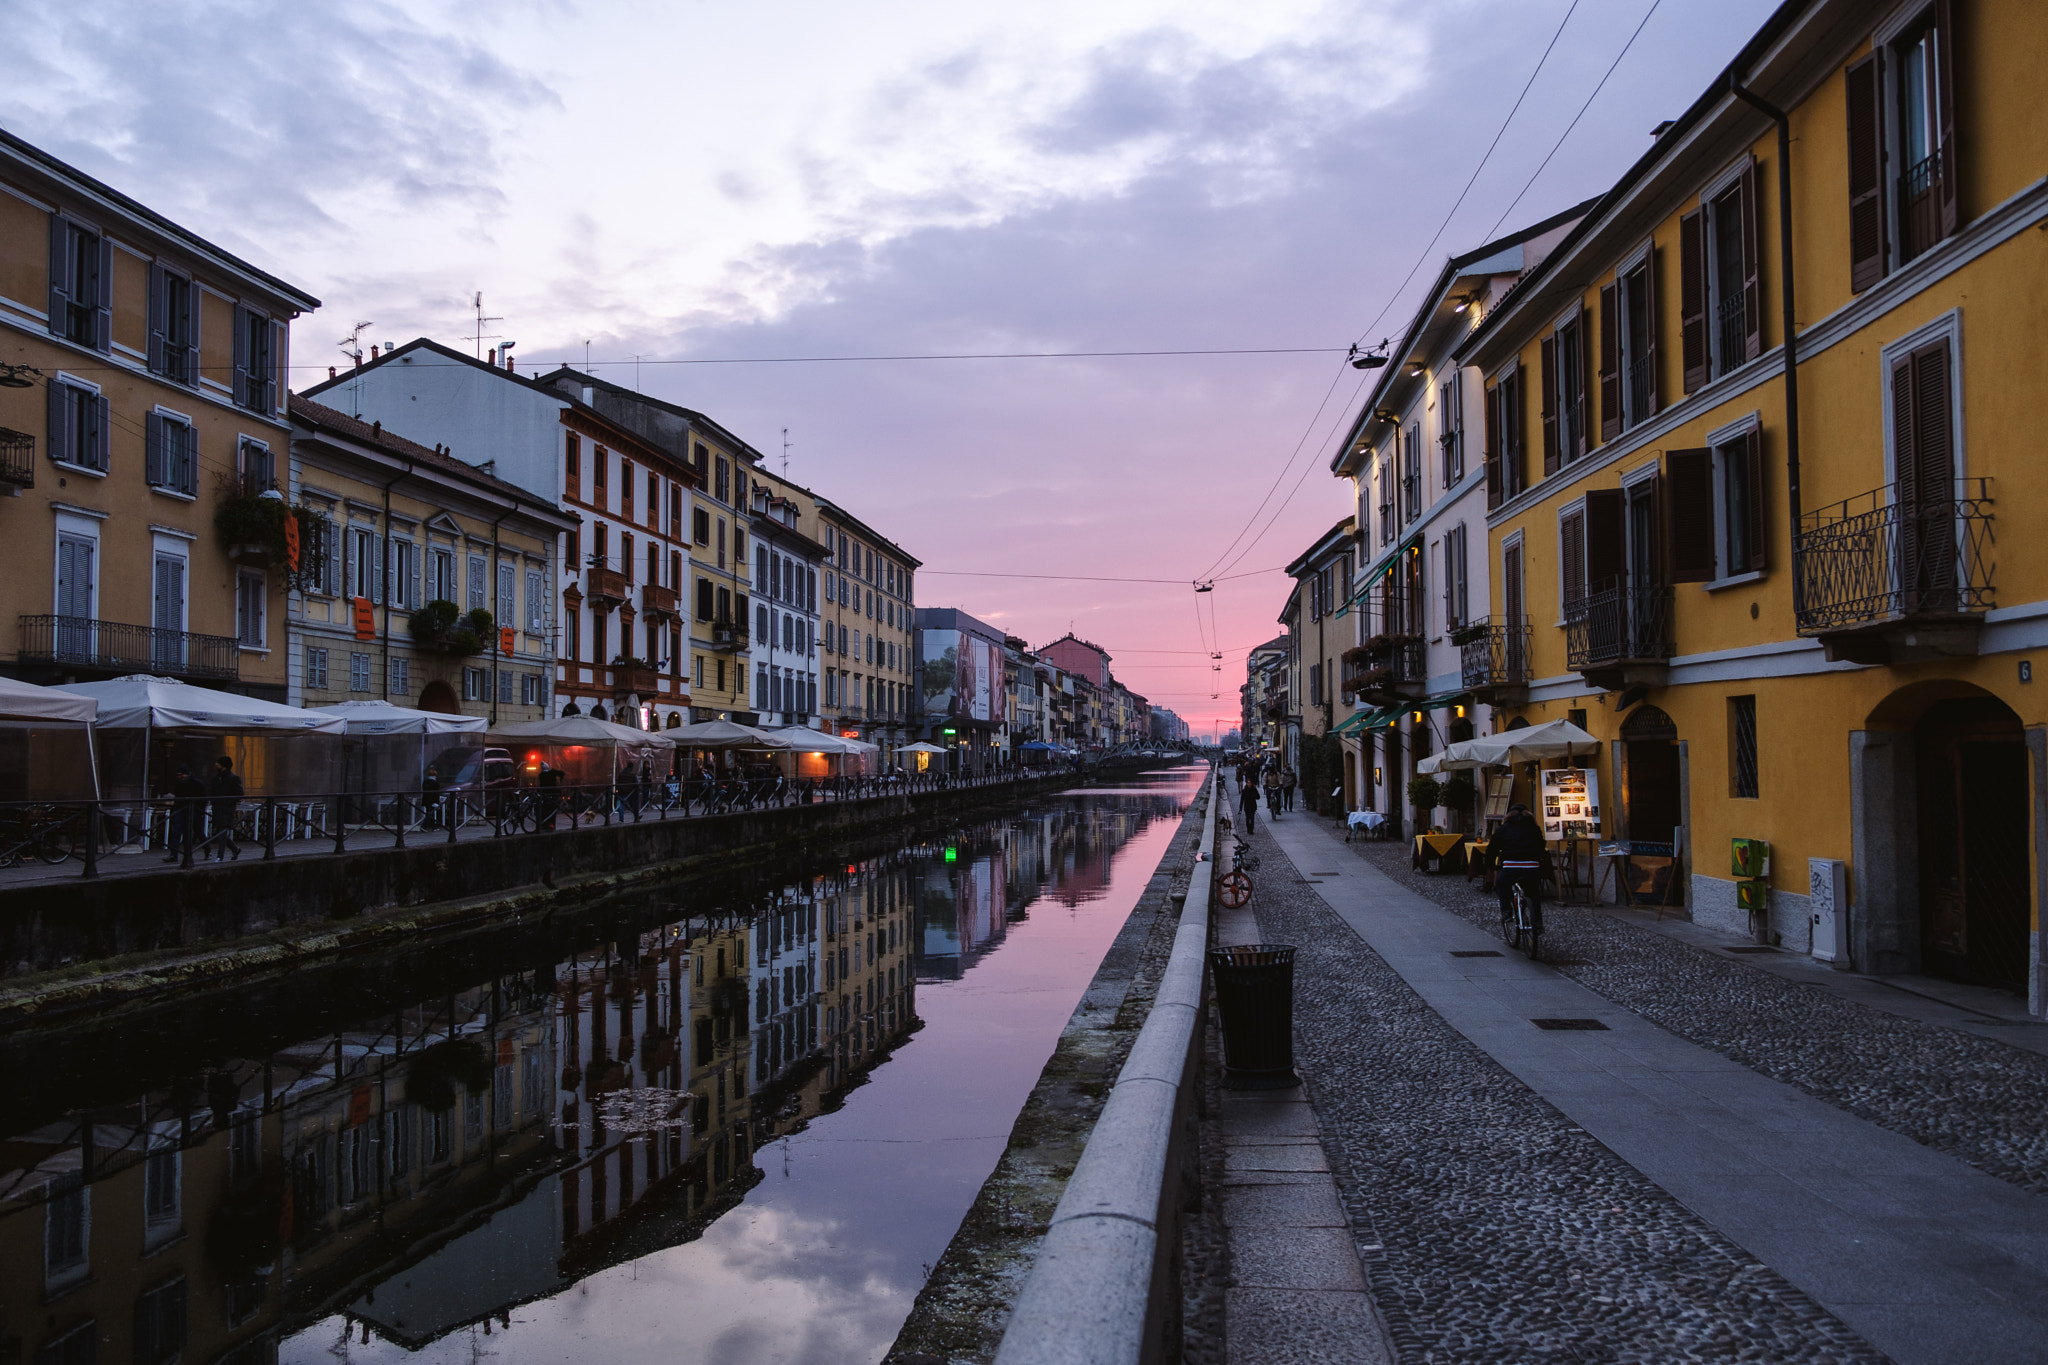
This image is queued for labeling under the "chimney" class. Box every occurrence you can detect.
[372,420,382,437]
[371,344,380,359]
[328,366,337,379]
[488,348,496,365]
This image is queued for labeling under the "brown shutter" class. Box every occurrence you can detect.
[1540,335,1559,476]
[1935,0,1960,237]
[232,305,252,408]
[1846,52,1887,291]
[1740,161,1763,364]
[94,236,113,354]
[271,320,288,415]
[1561,511,1587,607]
[1744,427,1769,572]
[1578,307,1595,454]
[1663,448,1716,582]
[146,410,164,487]
[1490,382,1507,509]
[46,214,69,334]
[1599,282,1621,441]
[45,375,68,465]
[147,264,167,375]
[1679,208,1707,392]
[1584,488,1626,592]
[1508,363,1527,496]
[1642,250,1661,415]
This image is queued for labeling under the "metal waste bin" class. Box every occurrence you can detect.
[1208,944,1298,1089]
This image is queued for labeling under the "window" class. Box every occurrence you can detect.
[467,555,487,611]
[1402,424,1422,523]
[499,562,516,627]
[1442,524,1468,628]
[1679,164,1760,392]
[349,652,371,692]
[621,459,634,517]
[134,1277,188,1365]
[1599,254,1659,440]
[527,569,546,632]
[1665,429,1766,583]
[622,532,634,582]
[232,305,279,413]
[46,377,109,473]
[1541,308,1591,476]
[1847,7,1959,288]
[1484,363,1526,509]
[148,265,199,385]
[695,506,711,544]
[391,537,419,611]
[715,457,730,503]
[1376,456,1394,544]
[1308,662,1322,706]
[1730,694,1759,798]
[429,547,454,603]
[594,446,607,492]
[463,667,489,701]
[522,672,541,705]
[47,215,110,351]
[498,669,513,704]
[145,410,198,495]
[565,434,582,500]
[236,572,265,648]
[697,577,715,621]
[143,1133,181,1240]
[647,542,658,585]
[306,646,329,689]
[44,1173,87,1284]
[1439,376,1463,486]
[390,656,410,696]
[670,484,684,538]
[1559,506,1588,609]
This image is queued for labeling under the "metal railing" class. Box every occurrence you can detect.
[1564,580,1673,670]
[1899,144,1950,263]
[1625,353,1652,426]
[0,428,32,489]
[1794,478,1994,634]
[1457,615,1531,692]
[1716,291,1747,375]
[19,615,240,682]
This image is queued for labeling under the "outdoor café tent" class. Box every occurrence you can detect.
[787,729,879,779]
[900,741,947,754]
[1416,719,1602,774]
[488,715,676,788]
[57,675,345,803]
[0,675,99,800]
[318,700,488,796]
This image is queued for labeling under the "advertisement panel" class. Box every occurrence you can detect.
[968,636,994,722]
[922,630,961,718]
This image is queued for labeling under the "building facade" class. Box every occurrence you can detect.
[815,497,919,765]
[0,128,318,702]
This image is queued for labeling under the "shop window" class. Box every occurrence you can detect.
[1729,694,1759,798]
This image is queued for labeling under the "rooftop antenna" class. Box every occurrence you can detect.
[340,321,371,366]
[585,340,592,369]
[781,427,791,478]
[634,355,644,392]
[471,293,502,359]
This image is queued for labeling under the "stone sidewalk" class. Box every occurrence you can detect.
[1258,806,2048,1365]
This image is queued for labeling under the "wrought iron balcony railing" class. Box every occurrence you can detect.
[1899,143,1952,263]
[20,615,240,682]
[1564,581,1674,672]
[1794,478,1993,635]
[0,427,33,490]
[1457,615,1532,694]
[710,621,749,652]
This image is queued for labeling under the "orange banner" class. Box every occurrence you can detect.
[353,596,375,640]
[283,513,301,570]
[500,626,516,656]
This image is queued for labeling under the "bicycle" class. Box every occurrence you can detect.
[1218,836,1260,909]
[1500,869,1542,959]
[0,805,74,866]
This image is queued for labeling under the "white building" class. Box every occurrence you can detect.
[749,486,827,731]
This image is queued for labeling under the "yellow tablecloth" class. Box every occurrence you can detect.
[1417,833,1465,858]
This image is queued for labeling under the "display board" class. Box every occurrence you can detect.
[1539,766,1601,840]
[1482,771,1515,823]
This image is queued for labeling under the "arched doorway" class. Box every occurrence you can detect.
[418,679,459,715]
[1915,696,2029,991]
[1621,704,1680,846]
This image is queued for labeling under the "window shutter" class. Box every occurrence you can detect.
[1663,448,1716,582]
[94,236,112,354]
[1743,427,1768,573]
[1679,208,1707,392]
[1577,307,1594,455]
[1934,0,1960,237]
[1642,249,1661,416]
[46,380,69,466]
[1599,282,1621,441]
[147,264,167,375]
[92,393,110,471]
[1561,512,1586,607]
[146,410,164,486]
[182,280,201,388]
[46,214,70,334]
[1845,52,1886,291]
[1539,335,1559,476]
[410,542,422,612]
[232,305,252,408]
[373,534,386,606]
[1739,161,1763,364]
[1583,488,1626,593]
[271,320,288,415]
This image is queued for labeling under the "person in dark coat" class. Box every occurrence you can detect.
[1237,768,1260,834]
[537,761,563,830]
[421,764,442,830]
[164,763,206,863]
[1491,803,1548,932]
[206,755,244,860]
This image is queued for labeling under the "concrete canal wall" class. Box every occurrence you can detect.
[0,772,1094,1021]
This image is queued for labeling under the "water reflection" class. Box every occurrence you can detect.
[0,766,1202,1365]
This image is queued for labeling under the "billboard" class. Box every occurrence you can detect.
[921,629,996,723]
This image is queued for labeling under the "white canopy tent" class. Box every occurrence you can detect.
[318,700,489,797]
[0,676,99,800]
[489,715,676,787]
[1417,719,1602,774]
[57,676,345,802]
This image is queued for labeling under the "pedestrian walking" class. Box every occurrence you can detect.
[1262,763,1282,817]
[163,763,206,863]
[205,755,244,860]
[1282,766,1298,812]
[1238,769,1260,834]
[537,761,562,830]
[421,764,442,830]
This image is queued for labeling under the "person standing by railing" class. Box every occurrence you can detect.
[537,762,562,830]
[162,763,205,864]
[204,756,244,861]
[421,765,443,830]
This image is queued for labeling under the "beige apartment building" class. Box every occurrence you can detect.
[815,496,918,763]
[0,128,318,701]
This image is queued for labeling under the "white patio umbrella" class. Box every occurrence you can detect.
[670,718,785,747]
[318,699,488,735]
[0,675,99,800]
[900,741,948,754]
[1418,719,1602,773]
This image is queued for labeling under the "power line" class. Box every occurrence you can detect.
[920,566,1280,585]
[278,346,1344,374]
[1192,356,1354,584]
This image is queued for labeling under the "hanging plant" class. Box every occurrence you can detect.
[409,601,494,655]
[213,478,289,565]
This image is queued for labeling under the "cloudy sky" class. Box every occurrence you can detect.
[3,0,1778,735]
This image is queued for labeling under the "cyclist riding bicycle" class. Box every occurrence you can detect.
[1491,802,1547,934]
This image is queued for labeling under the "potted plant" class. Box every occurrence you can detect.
[1438,772,1477,831]
[1406,774,1442,822]
[409,600,491,655]
[214,486,289,565]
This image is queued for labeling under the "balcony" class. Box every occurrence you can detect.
[1344,633,1425,703]
[1564,580,1673,689]
[711,621,749,652]
[586,568,630,607]
[19,615,239,683]
[642,583,680,617]
[1794,478,1993,664]
[1898,143,1953,264]
[613,662,660,696]
[0,428,32,491]
[1456,616,1532,701]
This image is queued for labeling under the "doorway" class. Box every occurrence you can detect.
[418,679,460,715]
[1621,704,1681,847]
[1915,697,2028,991]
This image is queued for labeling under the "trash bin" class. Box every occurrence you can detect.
[1208,944,1298,1090]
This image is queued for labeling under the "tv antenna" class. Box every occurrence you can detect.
[340,321,372,365]
[781,428,791,478]
[471,293,503,358]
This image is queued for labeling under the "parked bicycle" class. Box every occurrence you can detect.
[1217,836,1260,909]
[0,805,73,867]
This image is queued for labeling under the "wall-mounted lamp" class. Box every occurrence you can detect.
[1405,361,1426,377]
[1375,408,1398,424]
[1455,704,1467,719]
[1452,293,1474,313]
[1373,766,1383,785]
[1411,710,1423,723]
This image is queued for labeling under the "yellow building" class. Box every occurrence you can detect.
[0,128,317,701]
[815,497,919,766]
[1462,0,2048,1005]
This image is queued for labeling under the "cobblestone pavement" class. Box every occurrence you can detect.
[1244,820,1886,1365]
[1329,821,2048,1194]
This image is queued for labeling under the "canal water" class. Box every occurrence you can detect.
[0,764,1205,1365]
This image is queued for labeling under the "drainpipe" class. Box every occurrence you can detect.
[488,506,511,725]
[378,460,415,699]
[1729,77,1803,618]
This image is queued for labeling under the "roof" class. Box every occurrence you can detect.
[533,365,772,467]
[289,394,578,527]
[1283,516,1360,578]
[0,124,320,314]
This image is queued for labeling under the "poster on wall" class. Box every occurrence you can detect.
[1539,766,1601,841]
[968,637,994,722]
